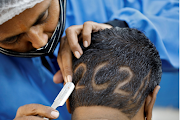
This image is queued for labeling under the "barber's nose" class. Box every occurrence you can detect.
[26,26,48,49]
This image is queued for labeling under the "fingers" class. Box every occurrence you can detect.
[66,21,113,58]
[14,116,46,120]
[65,25,83,59]
[57,36,73,82]
[82,21,93,47]
[82,21,112,48]
[15,104,59,119]
[53,70,64,84]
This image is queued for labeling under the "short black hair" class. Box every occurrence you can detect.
[69,27,162,118]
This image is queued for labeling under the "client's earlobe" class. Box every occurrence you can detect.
[66,98,71,113]
[144,85,160,120]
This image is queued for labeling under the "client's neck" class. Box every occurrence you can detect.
[71,106,129,120]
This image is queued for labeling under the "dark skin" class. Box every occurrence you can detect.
[0,0,58,52]
[14,104,59,120]
[0,0,112,119]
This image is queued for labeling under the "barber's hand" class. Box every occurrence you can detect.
[14,104,59,120]
[54,21,112,83]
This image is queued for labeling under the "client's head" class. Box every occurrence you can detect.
[67,27,162,120]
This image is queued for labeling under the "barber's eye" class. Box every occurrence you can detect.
[40,10,49,23]
[3,36,19,45]
[34,10,49,25]
[2,33,25,45]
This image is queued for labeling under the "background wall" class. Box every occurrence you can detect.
[153,71,179,120]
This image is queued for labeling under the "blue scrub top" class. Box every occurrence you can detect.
[0,0,179,120]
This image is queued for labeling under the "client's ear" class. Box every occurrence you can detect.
[144,85,160,120]
[66,99,71,113]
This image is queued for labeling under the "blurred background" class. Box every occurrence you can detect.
[153,71,179,120]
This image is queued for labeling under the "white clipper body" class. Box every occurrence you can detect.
[51,82,75,109]
[43,82,75,120]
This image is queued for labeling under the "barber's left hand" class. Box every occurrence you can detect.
[54,21,112,83]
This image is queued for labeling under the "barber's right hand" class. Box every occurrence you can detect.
[14,104,59,120]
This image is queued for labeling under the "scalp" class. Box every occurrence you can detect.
[70,27,162,118]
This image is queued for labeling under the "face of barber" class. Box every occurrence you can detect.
[0,0,59,52]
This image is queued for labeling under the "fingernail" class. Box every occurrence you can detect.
[67,75,72,82]
[64,76,67,83]
[51,111,59,118]
[156,86,160,94]
[83,41,89,47]
[75,51,81,59]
